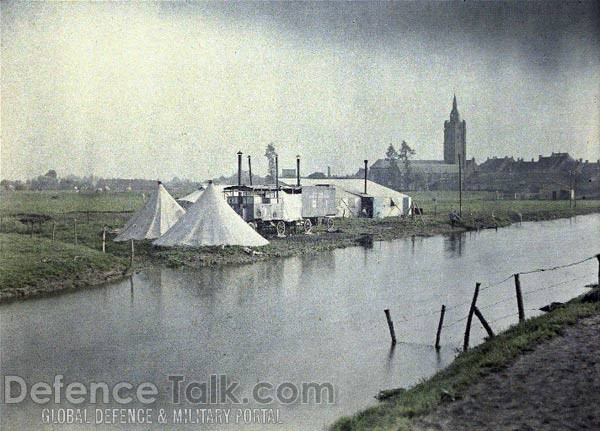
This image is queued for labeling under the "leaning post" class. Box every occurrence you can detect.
[435,304,446,350]
[384,309,397,345]
[463,282,481,351]
[102,227,107,253]
[473,306,495,338]
[514,274,525,322]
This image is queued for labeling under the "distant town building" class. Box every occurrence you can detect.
[366,95,598,198]
[369,96,469,190]
[467,153,600,199]
[444,94,467,166]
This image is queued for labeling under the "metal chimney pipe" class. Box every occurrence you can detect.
[237,151,243,186]
[364,160,368,194]
[248,155,253,186]
[296,155,301,187]
[275,154,279,201]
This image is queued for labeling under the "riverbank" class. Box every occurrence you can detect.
[1,193,599,302]
[0,233,129,303]
[145,204,600,267]
[330,286,600,431]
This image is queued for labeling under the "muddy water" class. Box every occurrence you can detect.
[1,214,598,430]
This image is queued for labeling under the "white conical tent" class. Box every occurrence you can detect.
[114,183,186,241]
[153,183,269,247]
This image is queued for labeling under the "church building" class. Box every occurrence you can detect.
[444,95,467,166]
[369,95,470,190]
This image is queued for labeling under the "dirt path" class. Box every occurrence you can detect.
[415,315,600,431]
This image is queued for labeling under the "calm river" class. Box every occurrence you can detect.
[1,214,598,430]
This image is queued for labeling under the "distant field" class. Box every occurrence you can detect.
[0,190,145,215]
[408,190,599,215]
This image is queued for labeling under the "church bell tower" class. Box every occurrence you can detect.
[444,95,467,165]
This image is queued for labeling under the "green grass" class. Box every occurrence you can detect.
[330,290,600,431]
[0,233,128,301]
[0,190,146,215]
[410,190,599,215]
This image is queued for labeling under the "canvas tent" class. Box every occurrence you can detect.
[177,187,204,209]
[114,182,185,241]
[177,184,228,209]
[299,178,412,218]
[153,182,269,247]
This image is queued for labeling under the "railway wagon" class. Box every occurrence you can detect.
[223,184,336,235]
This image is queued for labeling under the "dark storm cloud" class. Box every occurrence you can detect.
[160,1,600,75]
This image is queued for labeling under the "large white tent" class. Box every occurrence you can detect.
[153,182,269,247]
[299,178,412,218]
[114,182,185,241]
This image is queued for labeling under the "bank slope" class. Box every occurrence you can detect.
[0,233,128,302]
[330,288,600,431]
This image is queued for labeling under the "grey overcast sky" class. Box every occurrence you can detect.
[1,1,599,181]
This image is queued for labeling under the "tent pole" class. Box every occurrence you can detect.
[275,154,279,202]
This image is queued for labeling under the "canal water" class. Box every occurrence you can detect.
[1,214,598,430]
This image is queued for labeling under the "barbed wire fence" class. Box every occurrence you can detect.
[382,253,600,352]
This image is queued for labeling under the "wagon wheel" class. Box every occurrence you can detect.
[326,217,335,231]
[276,221,286,237]
[303,218,312,234]
[248,221,258,231]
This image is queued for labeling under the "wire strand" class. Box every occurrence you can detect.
[522,275,589,297]
[518,255,596,275]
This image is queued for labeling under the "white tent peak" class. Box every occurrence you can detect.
[114,182,185,241]
[153,183,269,247]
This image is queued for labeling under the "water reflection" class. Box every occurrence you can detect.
[444,232,465,257]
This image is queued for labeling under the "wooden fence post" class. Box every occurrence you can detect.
[596,254,600,286]
[473,306,495,338]
[384,309,397,345]
[74,218,78,245]
[102,227,106,253]
[463,282,481,351]
[52,221,56,242]
[130,239,135,268]
[435,304,446,350]
[514,274,525,322]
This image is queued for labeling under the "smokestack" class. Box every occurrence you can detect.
[275,154,279,201]
[237,151,243,186]
[296,155,301,187]
[364,160,368,194]
[327,166,331,178]
[248,155,253,186]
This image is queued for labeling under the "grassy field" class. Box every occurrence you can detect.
[330,287,600,431]
[0,190,146,214]
[0,233,128,302]
[1,189,599,301]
